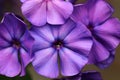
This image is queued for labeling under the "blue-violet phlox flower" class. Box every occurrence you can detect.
[30,19,93,78]
[0,13,34,77]
[71,0,120,68]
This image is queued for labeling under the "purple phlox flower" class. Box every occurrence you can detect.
[53,71,102,80]
[21,0,73,26]
[71,0,120,68]
[0,13,34,77]
[30,19,93,78]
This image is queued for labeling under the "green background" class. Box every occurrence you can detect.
[0,0,120,80]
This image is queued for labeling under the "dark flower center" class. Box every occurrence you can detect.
[52,39,63,50]
[12,39,21,49]
[88,23,94,31]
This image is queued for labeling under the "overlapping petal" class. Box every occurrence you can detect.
[88,39,110,64]
[20,31,34,52]
[19,48,33,76]
[71,4,89,25]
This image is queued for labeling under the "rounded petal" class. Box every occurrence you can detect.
[94,18,120,50]
[0,47,21,77]
[87,0,114,25]
[21,0,47,26]
[30,26,54,53]
[58,19,77,40]
[47,0,73,25]
[96,52,114,69]
[59,48,88,76]
[88,39,113,68]
[30,25,55,42]
[32,48,59,78]
[71,4,89,25]
[1,13,26,39]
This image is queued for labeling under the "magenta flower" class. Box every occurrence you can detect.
[21,0,73,26]
[71,0,120,68]
[53,71,102,80]
[30,19,93,78]
[0,13,34,77]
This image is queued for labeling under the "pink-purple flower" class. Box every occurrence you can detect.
[0,13,34,77]
[30,19,93,78]
[71,0,120,68]
[21,0,73,26]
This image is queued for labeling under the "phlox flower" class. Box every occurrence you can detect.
[71,0,120,68]
[30,19,93,78]
[0,13,34,77]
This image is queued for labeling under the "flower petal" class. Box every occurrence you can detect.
[88,0,113,25]
[0,23,12,41]
[20,30,34,52]
[19,48,32,76]
[31,25,55,42]
[47,0,73,24]
[59,48,88,76]
[2,13,26,39]
[58,19,77,40]
[94,18,120,50]
[96,52,114,68]
[30,26,53,53]
[32,48,59,78]
[0,24,11,49]
[88,40,110,66]
[21,0,47,26]
[65,40,92,56]
[71,4,89,25]
[0,47,21,77]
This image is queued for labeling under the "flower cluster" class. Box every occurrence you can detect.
[0,0,120,80]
